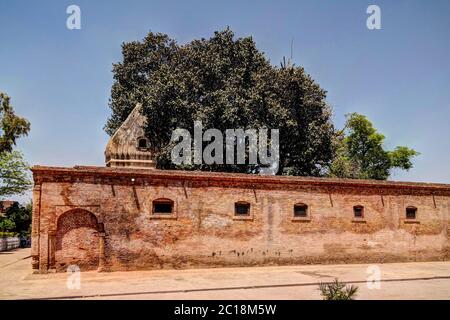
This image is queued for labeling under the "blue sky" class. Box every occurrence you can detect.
[0,0,449,202]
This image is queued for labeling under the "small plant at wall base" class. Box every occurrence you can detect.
[319,278,358,300]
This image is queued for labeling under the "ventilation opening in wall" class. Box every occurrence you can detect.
[294,204,308,217]
[137,137,150,150]
[153,199,174,214]
[235,202,250,216]
[406,206,417,219]
[353,205,364,218]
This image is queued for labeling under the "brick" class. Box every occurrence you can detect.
[31,166,450,272]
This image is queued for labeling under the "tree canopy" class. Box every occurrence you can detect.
[106,29,335,176]
[330,113,419,180]
[0,150,32,197]
[106,29,418,180]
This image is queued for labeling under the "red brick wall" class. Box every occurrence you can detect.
[31,167,450,272]
[55,209,99,271]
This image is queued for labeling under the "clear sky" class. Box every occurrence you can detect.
[0,0,449,203]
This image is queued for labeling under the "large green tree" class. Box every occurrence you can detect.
[0,202,32,236]
[106,29,335,176]
[330,113,419,180]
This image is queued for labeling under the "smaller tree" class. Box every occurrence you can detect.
[330,113,419,180]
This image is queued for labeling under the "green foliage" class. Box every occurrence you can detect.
[106,30,419,179]
[105,32,177,136]
[2,202,32,236]
[0,92,32,197]
[330,113,419,180]
[388,146,418,170]
[0,150,32,198]
[319,278,358,300]
[0,231,17,237]
[0,92,31,153]
[106,28,335,176]
[0,218,15,232]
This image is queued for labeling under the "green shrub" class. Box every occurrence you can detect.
[0,231,17,238]
[0,218,15,232]
[319,278,358,300]
[0,202,32,236]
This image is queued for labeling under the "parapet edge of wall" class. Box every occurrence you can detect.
[31,165,450,195]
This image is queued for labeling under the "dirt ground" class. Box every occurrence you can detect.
[1,248,449,300]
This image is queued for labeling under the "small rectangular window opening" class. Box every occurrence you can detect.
[153,200,173,214]
[406,207,417,219]
[294,204,308,217]
[235,202,250,216]
[353,206,364,218]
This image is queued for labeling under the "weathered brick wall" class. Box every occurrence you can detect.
[55,209,99,271]
[31,166,450,273]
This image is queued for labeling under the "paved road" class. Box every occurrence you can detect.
[1,248,449,300]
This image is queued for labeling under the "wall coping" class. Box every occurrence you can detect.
[31,165,450,194]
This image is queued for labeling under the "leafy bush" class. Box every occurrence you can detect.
[0,217,15,232]
[0,231,17,237]
[319,278,358,300]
